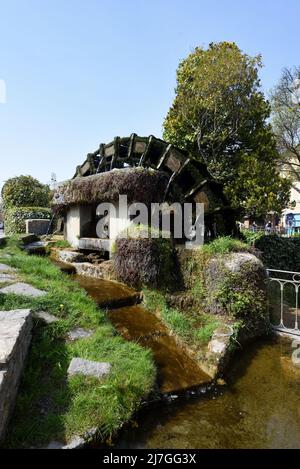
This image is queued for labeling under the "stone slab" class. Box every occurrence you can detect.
[23,241,47,255]
[67,328,93,341]
[0,263,16,273]
[58,250,86,264]
[0,309,32,364]
[34,311,58,324]
[25,219,50,236]
[67,358,111,379]
[0,282,46,298]
[0,273,16,282]
[0,309,33,442]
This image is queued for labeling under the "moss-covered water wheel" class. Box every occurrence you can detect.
[73,134,236,239]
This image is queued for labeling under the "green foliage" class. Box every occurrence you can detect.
[163,41,291,217]
[201,236,248,255]
[4,207,51,235]
[0,239,155,447]
[2,175,50,208]
[47,239,71,249]
[215,269,267,331]
[270,66,300,182]
[254,235,300,271]
[143,288,220,346]
[241,229,265,245]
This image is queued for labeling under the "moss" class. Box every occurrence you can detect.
[52,168,169,210]
[114,226,177,290]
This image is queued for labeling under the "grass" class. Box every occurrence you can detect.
[0,237,156,448]
[201,236,248,255]
[46,239,71,249]
[143,288,220,346]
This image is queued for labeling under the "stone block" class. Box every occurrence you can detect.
[67,358,111,379]
[0,264,16,273]
[58,250,86,264]
[25,219,50,236]
[67,328,93,341]
[33,311,58,324]
[0,282,46,298]
[0,309,33,442]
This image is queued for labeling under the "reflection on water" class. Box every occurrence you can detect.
[115,336,300,449]
[269,282,300,329]
[75,275,139,308]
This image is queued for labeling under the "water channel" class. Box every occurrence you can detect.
[73,274,300,449]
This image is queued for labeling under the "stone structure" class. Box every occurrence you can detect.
[53,134,236,257]
[25,219,50,236]
[0,309,33,441]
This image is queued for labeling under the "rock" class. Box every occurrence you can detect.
[19,234,40,245]
[67,328,93,341]
[0,264,16,273]
[0,273,16,283]
[58,250,86,264]
[208,337,228,354]
[34,311,58,324]
[47,441,64,449]
[72,260,118,281]
[0,282,46,298]
[63,436,85,449]
[224,252,263,273]
[47,427,98,449]
[0,309,33,442]
[216,378,227,386]
[67,358,111,379]
[23,241,47,256]
[204,252,269,343]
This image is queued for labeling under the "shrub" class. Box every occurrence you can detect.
[2,175,50,208]
[114,225,176,289]
[254,235,300,271]
[4,207,52,235]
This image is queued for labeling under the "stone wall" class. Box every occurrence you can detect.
[0,309,33,442]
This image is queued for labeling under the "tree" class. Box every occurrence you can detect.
[1,175,50,209]
[163,42,291,217]
[270,66,300,181]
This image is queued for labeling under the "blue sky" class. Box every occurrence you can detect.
[0,0,299,189]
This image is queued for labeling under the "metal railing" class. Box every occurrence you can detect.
[267,268,300,336]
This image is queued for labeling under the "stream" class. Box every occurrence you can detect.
[73,273,300,448]
[114,336,300,449]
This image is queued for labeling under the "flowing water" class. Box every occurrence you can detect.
[64,267,300,448]
[75,275,210,394]
[114,336,300,449]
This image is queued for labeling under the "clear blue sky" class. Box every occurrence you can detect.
[0,0,299,189]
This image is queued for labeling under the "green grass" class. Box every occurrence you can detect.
[143,288,220,346]
[0,237,156,448]
[201,236,248,255]
[47,239,71,249]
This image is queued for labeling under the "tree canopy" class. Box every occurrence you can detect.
[270,66,300,182]
[163,42,291,217]
[1,175,50,209]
